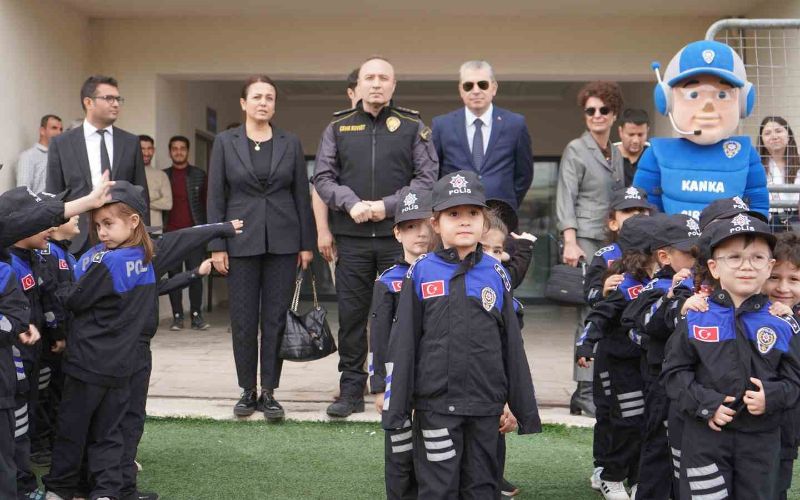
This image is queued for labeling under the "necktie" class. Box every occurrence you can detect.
[97,129,111,176]
[472,118,484,171]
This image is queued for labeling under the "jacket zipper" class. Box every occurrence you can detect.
[371,120,377,237]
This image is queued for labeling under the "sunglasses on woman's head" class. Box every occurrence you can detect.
[462,81,490,92]
[585,106,611,117]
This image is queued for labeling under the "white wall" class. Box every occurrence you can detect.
[0,0,89,191]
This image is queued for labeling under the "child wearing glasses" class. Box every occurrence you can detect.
[662,215,800,500]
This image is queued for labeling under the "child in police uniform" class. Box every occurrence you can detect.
[369,186,432,500]
[662,216,800,500]
[381,171,541,499]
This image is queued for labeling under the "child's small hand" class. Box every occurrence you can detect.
[88,171,114,208]
[499,405,517,433]
[229,219,244,234]
[374,392,385,414]
[603,274,624,297]
[744,378,766,416]
[681,294,709,315]
[18,324,40,345]
[708,396,737,431]
[769,302,793,318]
[198,258,214,276]
[510,232,537,243]
[51,339,66,353]
[577,356,592,369]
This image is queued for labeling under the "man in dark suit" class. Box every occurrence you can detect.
[46,75,149,254]
[432,60,534,221]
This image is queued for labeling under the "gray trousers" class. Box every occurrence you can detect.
[574,237,603,382]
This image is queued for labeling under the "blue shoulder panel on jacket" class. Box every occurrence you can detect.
[741,307,795,354]
[411,253,453,301]
[377,264,410,294]
[465,258,505,312]
[0,262,14,290]
[686,302,736,342]
[595,243,622,266]
[618,274,647,302]
[102,247,156,294]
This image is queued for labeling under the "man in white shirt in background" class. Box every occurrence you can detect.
[138,135,172,230]
[16,114,63,192]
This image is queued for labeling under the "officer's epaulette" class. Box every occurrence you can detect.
[778,314,800,335]
[406,253,428,278]
[92,250,109,264]
[377,264,399,281]
[39,243,51,256]
[332,107,357,117]
[594,245,617,257]
[392,105,420,117]
[493,263,511,292]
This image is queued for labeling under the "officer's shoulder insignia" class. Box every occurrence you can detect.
[494,263,511,292]
[723,140,741,159]
[595,245,616,257]
[377,265,398,281]
[419,126,432,142]
[481,286,497,312]
[332,107,356,117]
[778,314,800,335]
[394,105,420,116]
[92,250,109,264]
[406,253,428,278]
[756,326,778,353]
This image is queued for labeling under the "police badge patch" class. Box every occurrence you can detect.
[702,49,715,64]
[723,140,741,159]
[756,326,777,354]
[386,116,401,132]
[481,287,496,311]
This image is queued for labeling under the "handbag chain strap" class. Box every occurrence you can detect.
[290,273,303,313]
[310,271,320,309]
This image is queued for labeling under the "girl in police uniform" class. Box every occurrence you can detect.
[381,171,541,499]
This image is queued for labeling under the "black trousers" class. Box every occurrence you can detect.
[384,418,417,500]
[120,343,151,499]
[636,377,672,500]
[413,410,500,500]
[592,340,612,469]
[168,246,206,316]
[602,353,644,483]
[0,408,15,500]
[33,354,63,454]
[334,235,400,397]
[43,375,129,500]
[14,395,35,495]
[667,402,684,497]
[228,253,296,391]
[679,418,779,500]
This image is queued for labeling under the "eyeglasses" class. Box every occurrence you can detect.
[462,81,490,92]
[585,106,611,117]
[713,253,773,270]
[92,95,125,105]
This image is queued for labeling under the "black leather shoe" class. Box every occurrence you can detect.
[326,397,365,418]
[233,390,258,417]
[260,392,285,421]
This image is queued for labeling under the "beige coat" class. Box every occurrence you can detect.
[145,165,172,229]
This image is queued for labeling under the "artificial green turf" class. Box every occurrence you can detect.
[131,419,800,499]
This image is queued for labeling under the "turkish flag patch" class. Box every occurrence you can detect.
[421,280,445,299]
[20,274,35,291]
[627,284,644,300]
[391,280,403,292]
[58,259,69,270]
[693,325,719,342]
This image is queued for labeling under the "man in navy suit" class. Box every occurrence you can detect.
[432,60,534,219]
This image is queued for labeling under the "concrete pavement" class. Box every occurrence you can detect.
[146,302,595,428]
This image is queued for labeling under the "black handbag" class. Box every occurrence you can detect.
[544,236,587,305]
[279,269,337,362]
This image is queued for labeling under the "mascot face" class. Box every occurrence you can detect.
[671,74,740,145]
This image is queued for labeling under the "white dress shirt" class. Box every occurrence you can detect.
[83,120,114,187]
[465,104,493,155]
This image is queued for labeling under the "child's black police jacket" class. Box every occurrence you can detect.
[584,243,622,307]
[663,290,800,433]
[368,259,409,394]
[381,246,541,435]
[576,273,648,360]
[62,244,156,387]
[621,267,676,369]
[0,263,31,409]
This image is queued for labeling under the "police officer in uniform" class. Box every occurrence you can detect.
[313,56,438,417]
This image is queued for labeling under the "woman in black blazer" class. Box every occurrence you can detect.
[207,75,315,420]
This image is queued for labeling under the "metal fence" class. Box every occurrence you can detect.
[707,19,800,216]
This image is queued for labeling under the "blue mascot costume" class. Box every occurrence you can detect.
[633,40,769,219]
